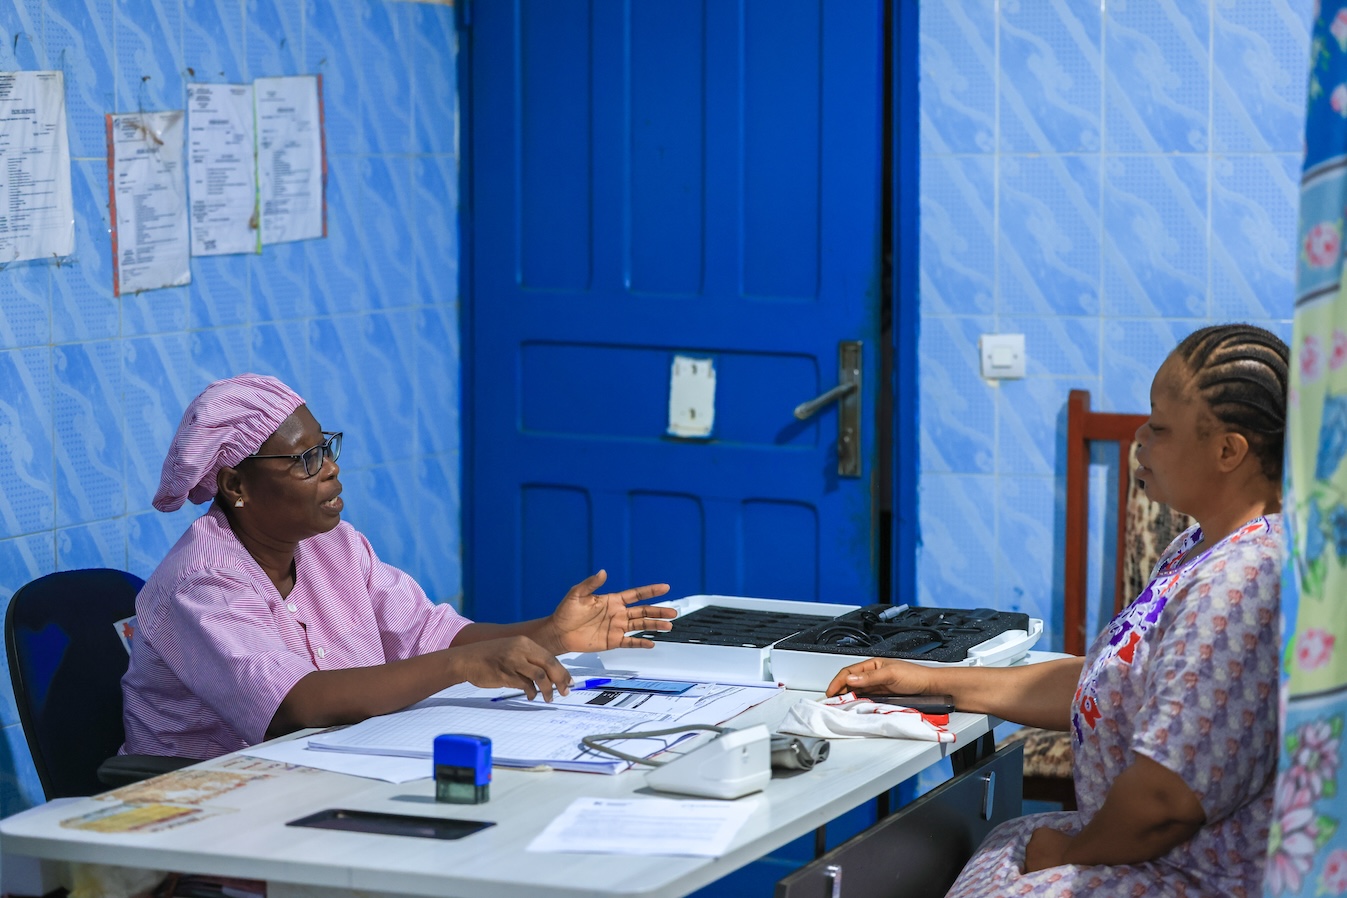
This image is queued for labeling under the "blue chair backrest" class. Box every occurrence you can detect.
[4,569,144,799]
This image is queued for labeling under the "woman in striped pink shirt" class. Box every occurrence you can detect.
[121,374,674,760]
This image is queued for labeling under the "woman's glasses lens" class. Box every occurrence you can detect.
[301,432,343,477]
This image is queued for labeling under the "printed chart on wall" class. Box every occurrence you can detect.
[187,83,259,256]
[106,110,191,295]
[255,75,326,244]
[0,70,73,262]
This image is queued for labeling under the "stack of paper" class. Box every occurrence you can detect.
[305,682,779,774]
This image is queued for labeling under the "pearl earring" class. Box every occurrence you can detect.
[235,498,244,508]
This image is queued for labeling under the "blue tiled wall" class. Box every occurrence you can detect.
[918,0,1308,652]
[0,0,460,812]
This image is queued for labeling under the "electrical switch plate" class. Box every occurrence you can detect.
[979,334,1026,380]
[668,355,716,438]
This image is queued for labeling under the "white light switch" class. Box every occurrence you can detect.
[668,355,716,438]
[979,333,1026,380]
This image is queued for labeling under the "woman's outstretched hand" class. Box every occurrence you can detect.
[545,570,675,653]
[825,657,935,697]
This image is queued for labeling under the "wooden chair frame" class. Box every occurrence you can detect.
[1063,389,1148,656]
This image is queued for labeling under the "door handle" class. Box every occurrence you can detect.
[792,341,862,478]
[793,383,856,421]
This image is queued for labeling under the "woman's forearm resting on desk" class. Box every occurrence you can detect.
[266,636,572,738]
[826,656,1084,731]
[1024,754,1206,872]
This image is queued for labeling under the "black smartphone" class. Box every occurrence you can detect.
[866,694,956,714]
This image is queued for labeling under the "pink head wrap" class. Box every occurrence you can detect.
[153,373,306,512]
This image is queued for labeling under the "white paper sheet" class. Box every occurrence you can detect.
[255,75,324,244]
[0,71,73,262]
[526,797,757,856]
[187,83,258,256]
[240,739,430,784]
[108,110,191,295]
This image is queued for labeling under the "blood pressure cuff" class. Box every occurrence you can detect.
[769,734,830,771]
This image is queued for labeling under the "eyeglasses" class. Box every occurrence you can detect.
[248,431,343,478]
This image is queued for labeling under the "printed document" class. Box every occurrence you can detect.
[255,75,324,244]
[527,797,757,856]
[187,83,258,255]
[107,110,191,295]
[0,71,73,262]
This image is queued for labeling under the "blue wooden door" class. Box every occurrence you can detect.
[463,0,885,622]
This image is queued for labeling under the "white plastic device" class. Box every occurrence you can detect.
[644,724,772,800]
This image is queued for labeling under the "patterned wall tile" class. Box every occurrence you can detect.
[123,284,189,336]
[55,517,127,569]
[0,533,54,600]
[52,160,118,343]
[251,319,309,399]
[53,341,124,527]
[306,0,364,158]
[415,451,461,606]
[183,0,245,83]
[1213,0,1313,153]
[340,461,417,582]
[358,0,412,156]
[1099,318,1195,414]
[919,315,995,474]
[0,1,47,71]
[250,240,311,323]
[416,305,459,456]
[917,472,997,607]
[189,253,251,329]
[243,0,302,79]
[995,473,1058,644]
[1211,153,1301,321]
[412,155,458,306]
[919,0,996,155]
[309,154,368,316]
[45,0,116,158]
[996,377,1073,478]
[114,0,184,113]
[1104,0,1210,153]
[360,156,414,308]
[308,310,416,465]
[0,348,53,538]
[0,261,50,350]
[920,154,995,316]
[999,0,1101,153]
[127,505,202,579]
[410,1,458,156]
[1102,154,1208,319]
[998,154,1101,316]
[190,324,252,386]
[123,333,194,513]
[1000,314,1100,379]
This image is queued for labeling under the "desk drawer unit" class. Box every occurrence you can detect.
[775,742,1024,898]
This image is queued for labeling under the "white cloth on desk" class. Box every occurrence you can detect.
[777,692,955,743]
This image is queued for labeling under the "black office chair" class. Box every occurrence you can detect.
[5,568,192,799]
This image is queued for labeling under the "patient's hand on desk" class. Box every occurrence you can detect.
[452,635,572,702]
[543,569,676,653]
[825,657,935,698]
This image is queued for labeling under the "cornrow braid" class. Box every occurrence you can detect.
[1172,323,1290,481]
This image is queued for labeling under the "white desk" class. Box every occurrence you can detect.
[0,693,995,898]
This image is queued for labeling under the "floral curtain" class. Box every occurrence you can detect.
[1268,3,1347,894]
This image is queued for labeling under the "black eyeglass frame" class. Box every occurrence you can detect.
[248,431,343,478]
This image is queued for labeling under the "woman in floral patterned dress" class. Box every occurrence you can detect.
[828,324,1289,897]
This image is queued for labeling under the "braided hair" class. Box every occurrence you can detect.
[1171,323,1289,482]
